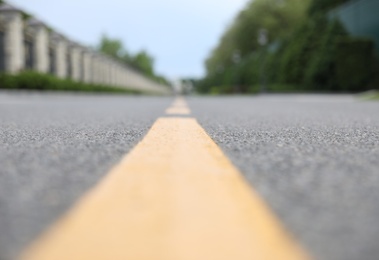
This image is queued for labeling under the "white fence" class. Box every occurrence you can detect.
[0,3,170,94]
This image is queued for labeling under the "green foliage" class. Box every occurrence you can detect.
[276,15,375,93]
[308,0,349,15]
[335,37,375,92]
[358,90,379,100]
[267,84,299,92]
[97,35,170,87]
[303,18,346,91]
[200,0,310,93]
[130,51,155,77]
[98,34,126,60]
[276,15,348,91]
[205,0,310,76]
[21,11,32,21]
[198,0,379,94]
[0,71,142,94]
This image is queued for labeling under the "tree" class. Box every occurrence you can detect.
[199,0,377,94]
[308,0,349,15]
[205,0,310,76]
[130,51,154,76]
[98,34,126,60]
[201,0,310,93]
[97,35,170,86]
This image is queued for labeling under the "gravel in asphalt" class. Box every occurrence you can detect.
[1,93,379,260]
[189,95,379,260]
[0,92,171,260]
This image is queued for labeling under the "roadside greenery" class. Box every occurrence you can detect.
[307,0,349,15]
[0,71,144,94]
[97,35,170,86]
[357,90,379,101]
[197,0,379,94]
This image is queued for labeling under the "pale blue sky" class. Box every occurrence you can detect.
[9,0,248,79]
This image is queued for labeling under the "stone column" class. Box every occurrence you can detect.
[96,55,102,84]
[99,55,106,85]
[91,54,100,84]
[93,55,99,84]
[107,60,113,86]
[119,65,124,87]
[93,55,100,84]
[102,57,109,86]
[107,59,113,86]
[123,66,129,88]
[101,58,107,85]
[68,43,81,81]
[50,33,67,79]
[77,45,85,82]
[89,54,95,84]
[128,69,138,89]
[0,4,24,74]
[82,49,92,84]
[110,61,117,87]
[114,63,120,87]
[120,66,126,88]
[27,18,49,73]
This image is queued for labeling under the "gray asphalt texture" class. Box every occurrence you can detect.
[189,95,379,260]
[1,92,379,260]
[0,92,171,260]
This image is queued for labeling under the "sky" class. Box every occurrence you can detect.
[9,0,249,80]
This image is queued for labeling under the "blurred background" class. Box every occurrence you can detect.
[1,1,379,260]
[0,0,246,94]
[196,0,379,95]
[1,0,378,96]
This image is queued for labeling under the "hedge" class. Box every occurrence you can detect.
[0,71,142,94]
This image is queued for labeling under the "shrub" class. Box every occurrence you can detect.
[0,71,144,94]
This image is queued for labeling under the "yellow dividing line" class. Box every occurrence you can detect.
[165,97,191,115]
[21,118,309,260]
[170,97,187,108]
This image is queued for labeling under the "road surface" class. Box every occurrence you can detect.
[0,92,379,260]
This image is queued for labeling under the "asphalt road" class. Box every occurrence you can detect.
[189,95,379,260]
[0,92,171,259]
[1,92,379,260]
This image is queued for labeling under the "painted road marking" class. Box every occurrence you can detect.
[165,97,191,115]
[165,106,191,115]
[21,115,308,260]
[171,97,188,107]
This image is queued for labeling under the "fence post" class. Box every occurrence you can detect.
[0,4,24,74]
[68,42,81,81]
[27,18,49,73]
[50,32,67,79]
[82,48,92,84]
